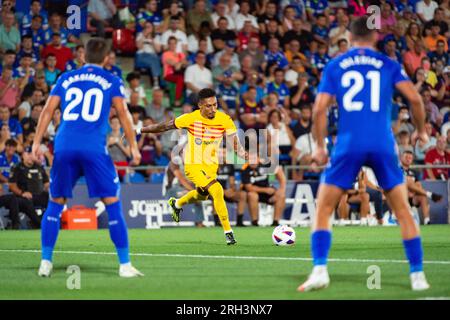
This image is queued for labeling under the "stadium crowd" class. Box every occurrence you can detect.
[0,0,448,228]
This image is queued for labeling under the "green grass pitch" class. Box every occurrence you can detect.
[0,226,449,300]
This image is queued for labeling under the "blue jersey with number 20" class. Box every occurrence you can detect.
[50,64,125,153]
[319,47,410,191]
[48,64,125,199]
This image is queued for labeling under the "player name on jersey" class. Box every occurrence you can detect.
[339,55,384,69]
[61,72,113,90]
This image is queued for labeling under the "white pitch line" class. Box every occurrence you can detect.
[0,249,450,265]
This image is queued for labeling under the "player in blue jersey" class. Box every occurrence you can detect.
[32,38,143,278]
[298,16,430,292]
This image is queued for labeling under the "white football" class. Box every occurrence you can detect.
[272,225,296,246]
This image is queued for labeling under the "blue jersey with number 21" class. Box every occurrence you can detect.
[48,64,125,199]
[318,47,410,191]
[50,64,125,153]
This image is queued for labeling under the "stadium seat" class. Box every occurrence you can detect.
[129,172,146,183]
[150,172,165,183]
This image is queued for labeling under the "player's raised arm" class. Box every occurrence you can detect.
[32,95,60,160]
[113,96,141,166]
[311,93,333,165]
[395,81,428,144]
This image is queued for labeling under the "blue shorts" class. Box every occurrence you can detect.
[50,150,120,199]
[321,149,404,191]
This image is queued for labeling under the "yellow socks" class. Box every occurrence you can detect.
[208,183,232,233]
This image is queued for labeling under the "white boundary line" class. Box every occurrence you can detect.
[0,249,450,265]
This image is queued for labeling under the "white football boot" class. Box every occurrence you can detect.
[297,265,330,292]
[410,271,430,291]
[119,263,144,278]
[38,260,53,277]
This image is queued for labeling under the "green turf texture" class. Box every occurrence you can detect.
[0,226,449,300]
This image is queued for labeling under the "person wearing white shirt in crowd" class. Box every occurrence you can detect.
[234,0,259,31]
[225,0,240,19]
[212,1,236,30]
[416,0,439,22]
[291,132,322,180]
[212,40,241,69]
[160,16,188,53]
[135,21,162,89]
[187,21,214,54]
[328,13,351,57]
[184,51,213,98]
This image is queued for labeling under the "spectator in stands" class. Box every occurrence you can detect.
[23,15,45,54]
[187,21,214,55]
[138,116,163,177]
[161,15,188,54]
[264,38,289,74]
[239,70,265,103]
[125,71,148,107]
[21,0,48,32]
[291,130,320,181]
[422,88,443,127]
[311,42,331,77]
[45,107,60,141]
[237,20,259,51]
[217,72,239,118]
[211,17,237,52]
[213,40,240,69]
[266,109,296,164]
[348,0,368,16]
[242,152,287,226]
[290,103,313,138]
[184,51,213,100]
[17,88,43,121]
[334,38,349,57]
[384,38,403,63]
[108,116,130,181]
[397,129,413,155]
[394,106,415,136]
[415,121,437,163]
[17,34,39,66]
[43,54,59,87]
[161,0,186,33]
[0,106,22,143]
[212,1,236,30]
[424,22,448,52]
[312,14,329,46]
[235,0,259,32]
[136,21,162,89]
[0,49,16,74]
[136,0,163,34]
[0,124,11,152]
[0,12,20,53]
[284,39,310,72]
[403,40,427,77]
[378,2,397,43]
[405,22,424,51]
[9,146,49,223]
[45,12,80,46]
[13,53,35,87]
[424,7,449,36]
[65,45,85,72]
[0,138,19,183]
[282,18,312,51]
[88,0,119,38]
[383,24,408,55]
[239,86,267,131]
[285,56,303,87]
[21,101,42,137]
[428,40,449,68]
[212,53,243,87]
[257,1,279,33]
[337,170,371,226]
[260,18,282,49]
[162,36,188,107]
[401,148,442,225]
[329,14,351,56]
[186,0,213,35]
[42,33,73,72]
[0,66,19,110]
[144,90,165,124]
[266,68,290,108]
[239,36,265,71]
[104,51,123,79]
[424,135,450,180]
[416,0,439,23]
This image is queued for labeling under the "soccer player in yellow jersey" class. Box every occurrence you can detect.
[138,88,248,245]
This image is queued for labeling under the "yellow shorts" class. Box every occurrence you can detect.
[184,164,218,189]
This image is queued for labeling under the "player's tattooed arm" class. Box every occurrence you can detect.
[140,120,176,134]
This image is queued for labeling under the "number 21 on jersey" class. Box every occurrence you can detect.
[342,70,380,112]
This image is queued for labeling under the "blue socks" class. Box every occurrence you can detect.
[106,201,130,264]
[403,237,423,273]
[41,201,64,261]
[311,230,332,266]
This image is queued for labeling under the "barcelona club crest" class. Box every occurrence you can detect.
[195,138,202,145]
